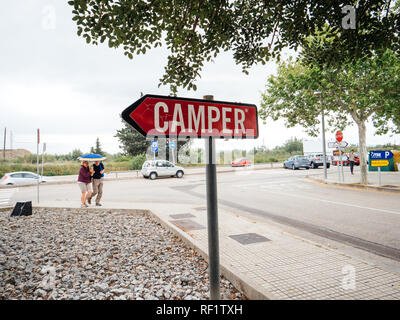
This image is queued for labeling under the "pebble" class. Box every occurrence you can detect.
[0,208,246,300]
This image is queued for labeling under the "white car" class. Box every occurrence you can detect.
[0,172,52,185]
[307,153,331,169]
[141,160,184,180]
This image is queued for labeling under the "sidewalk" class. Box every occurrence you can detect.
[30,200,400,300]
[309,166,400,192]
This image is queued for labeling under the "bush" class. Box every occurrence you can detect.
[114,155,133,162]
[130,154,147,170]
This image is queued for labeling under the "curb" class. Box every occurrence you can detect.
[306,176,400,193]
[146,210,276,300]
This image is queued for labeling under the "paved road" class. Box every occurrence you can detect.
[9,166,400,269]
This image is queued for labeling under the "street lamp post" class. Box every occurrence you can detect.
[321,109,328,180]
[315,91,328,181]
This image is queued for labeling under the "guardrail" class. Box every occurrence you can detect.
[105,170,140,179]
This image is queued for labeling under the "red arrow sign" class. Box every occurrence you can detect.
[122,95,259,138]
[335,130,343,142]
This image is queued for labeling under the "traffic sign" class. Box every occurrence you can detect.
[335,131,343,142]
[328,141,348,148]
[151,141,158,152]
[369,150,393,160]
[121,94,258,138]
[339,141,348,148]
[169,141,175,149]
[371,160,389,167]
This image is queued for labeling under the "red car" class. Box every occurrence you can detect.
[345,153,360,166]
[231,158,252,167]
[332,153,360,166]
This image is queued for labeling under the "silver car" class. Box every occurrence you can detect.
[307,153,331,169]
[141,160,184,180]
[0,171,52,185]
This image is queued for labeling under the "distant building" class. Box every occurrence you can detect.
[1,149,31,160]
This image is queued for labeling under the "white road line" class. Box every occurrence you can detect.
[0,188,18,206]
[231,182,399,215]
[266,190,400,215]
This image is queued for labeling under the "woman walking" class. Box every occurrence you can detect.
[77,160,94,207]
[349,150,355,175]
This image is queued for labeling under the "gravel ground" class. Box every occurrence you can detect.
[0,207,246,300]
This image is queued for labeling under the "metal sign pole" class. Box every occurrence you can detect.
[171,142,175,165]
[205,136,220,300]
[204,95,220,300]
[378,167,381,186]
[37,129,40,203]
[339,144,344,182]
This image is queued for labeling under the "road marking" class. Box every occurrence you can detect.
[0,188,18,206]
[231,181,399,215]
[266,190,400,215]
[307,176,400,195]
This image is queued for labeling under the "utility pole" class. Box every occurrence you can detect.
[315,91,328,180]
[3,127,6,160]
[10,130,13,157]
[321,110,328,180]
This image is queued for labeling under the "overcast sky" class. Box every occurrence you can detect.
[1,1,399,156]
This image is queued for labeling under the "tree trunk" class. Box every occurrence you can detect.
[357,121,368,185]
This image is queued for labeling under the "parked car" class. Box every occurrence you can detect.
[345,152,360,166]
[0,172,52,185]
[332,154,347,166]
[141,160,184,180]
[231,158,252,167]
[331,153,360,166]
[283,155,311,170]
[307,153,331,169]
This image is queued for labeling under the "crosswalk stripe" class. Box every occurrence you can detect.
[0,188,18,206]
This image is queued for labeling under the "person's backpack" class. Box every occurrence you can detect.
[100,162,104,178]
[10,201,32,217]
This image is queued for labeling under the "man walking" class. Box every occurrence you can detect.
[88,160,104,206]
[349,150,355,175]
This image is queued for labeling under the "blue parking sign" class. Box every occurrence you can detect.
[151,141,158,152]
[169,141,175,149]
[369,150,393,160]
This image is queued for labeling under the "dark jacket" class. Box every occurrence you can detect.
[92,163,104,179]
[78,166,91,183]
